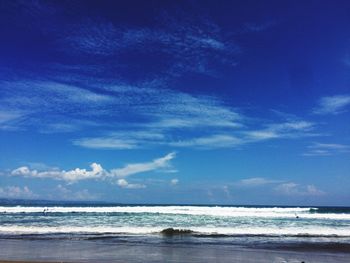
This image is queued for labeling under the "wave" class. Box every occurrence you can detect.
[0,225,349,237]
[1,206,350,220]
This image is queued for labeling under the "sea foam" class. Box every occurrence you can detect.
[1,206,350,220]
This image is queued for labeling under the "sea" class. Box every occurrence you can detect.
[1,201,350,253]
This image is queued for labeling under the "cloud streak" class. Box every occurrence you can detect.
[110,152,176,177]
[0,186,37,199]
[313,95,350,115]
[275,183,325,196]
[303,142,350,156]
[238,177,282,187]
[63,15,239,76]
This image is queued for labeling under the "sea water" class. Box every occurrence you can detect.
[0,202,350,250]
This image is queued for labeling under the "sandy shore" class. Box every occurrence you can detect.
[0,262,71,263]
[1,239,350,263]
[0,261,69,263]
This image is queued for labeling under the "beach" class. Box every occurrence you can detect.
[1,238,350,263]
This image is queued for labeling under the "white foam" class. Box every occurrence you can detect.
[0,206,349,220]
[0,225,349,237]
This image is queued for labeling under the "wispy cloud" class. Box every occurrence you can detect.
[73,118,316,150]
[2,79,243,136]
[117,179,146,189]
[313,95,350,115]
[170,178,179,185]
[238,177,282,187]
[244,120,315,142]
[169,134,243,148]
[74,131,166,150]
[0,111,23,123]
[10,153,176,188]
[74,137,138,150]
[63,15,240,76]
[0,7,320,152]
[111,152,176,177]
[233,177,325,197]
[0,186,37,199]
[303,142,350,156]
[55,184,99,201]
[243,21,275,32]
[0,110,27,130]
[275,183,325,196]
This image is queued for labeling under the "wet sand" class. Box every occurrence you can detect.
[0,239,349,263]
[0,260,68,263]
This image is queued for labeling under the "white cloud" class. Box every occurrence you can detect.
[275,183,325,196]
[170,135,243,148]
[0,186,36,199]
[55,184,99,200]
[0,111,23,123]
[63,15,239,75]
[117,179,146,189]
[170,178,179,185]
[73,137,137,149]
[11,162,104,182]
[11,153,176,187]
[2,79,244,146]
[303,142,350,156]
[2,76,318,151]
[110,152,176,177]
[313,95,350,115]
[0,110,26,130]
[73,131,165,150]
[238,177,282,187]
[245,121,314,142]
[73,118,316,150]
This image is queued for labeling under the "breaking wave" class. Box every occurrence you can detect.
[1,206,350,220]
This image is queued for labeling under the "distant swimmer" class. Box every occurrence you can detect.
[295,213,299,219]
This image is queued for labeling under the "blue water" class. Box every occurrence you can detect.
[1,201,350,249]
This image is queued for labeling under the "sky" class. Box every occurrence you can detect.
[0,0,349,206]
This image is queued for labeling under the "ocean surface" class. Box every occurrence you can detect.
[1,201,350,252]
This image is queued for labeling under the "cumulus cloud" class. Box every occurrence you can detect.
[0,186,36,199]
[10,153,176,188]
[11,163,104,182]
[313,95,350,115]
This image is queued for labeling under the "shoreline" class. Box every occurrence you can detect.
[1,239,350,263]
[0,261,69,263]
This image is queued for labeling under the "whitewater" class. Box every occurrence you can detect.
[1,204,350,242]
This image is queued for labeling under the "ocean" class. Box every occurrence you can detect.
[1,201,350,251]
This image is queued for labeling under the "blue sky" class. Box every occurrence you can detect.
[0,0,349,205]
